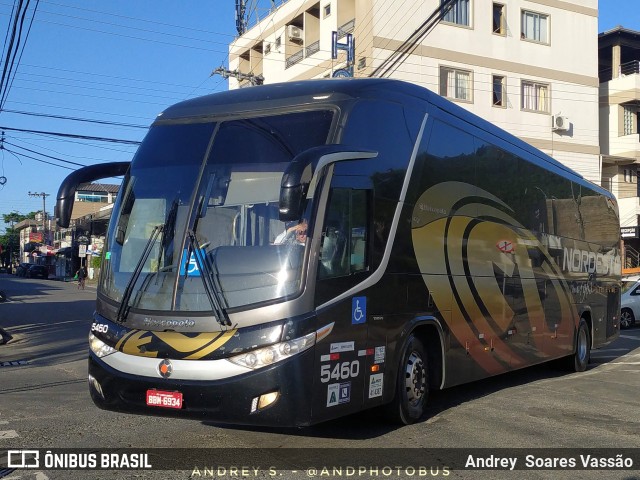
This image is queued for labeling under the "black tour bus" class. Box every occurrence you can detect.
[57,78,621,426]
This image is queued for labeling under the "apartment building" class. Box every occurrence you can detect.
[599,27,640,269]
[229,0,600,184]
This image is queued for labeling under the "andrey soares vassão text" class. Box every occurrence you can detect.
[465,454,634,470]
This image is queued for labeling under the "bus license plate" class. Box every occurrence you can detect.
[146,390,183,409]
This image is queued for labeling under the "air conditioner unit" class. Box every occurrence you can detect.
[287,25,303,42]
[552,115,570,132]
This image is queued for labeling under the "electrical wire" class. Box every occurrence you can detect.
[0,125,141,144]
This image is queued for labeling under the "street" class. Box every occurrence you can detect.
[0,274,639,480]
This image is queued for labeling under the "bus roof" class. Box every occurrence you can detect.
[156,78,606,197]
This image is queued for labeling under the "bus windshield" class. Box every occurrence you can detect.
[100,109,334,313]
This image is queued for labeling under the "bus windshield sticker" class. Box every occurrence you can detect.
[179,248,207,277]
[351,296,366,324]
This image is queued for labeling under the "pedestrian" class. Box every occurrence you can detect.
[76,266,87,290]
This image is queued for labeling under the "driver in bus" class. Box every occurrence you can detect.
[274,219,308,245]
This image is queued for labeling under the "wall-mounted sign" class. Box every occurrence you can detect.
[621,226,638,238]
[29,232,43,243]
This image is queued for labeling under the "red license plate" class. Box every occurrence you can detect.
[146,389,183,409]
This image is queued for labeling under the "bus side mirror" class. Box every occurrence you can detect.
[279,146,378,222]
[56,162,130,228]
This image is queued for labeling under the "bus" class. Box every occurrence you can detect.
[56,78,621,426]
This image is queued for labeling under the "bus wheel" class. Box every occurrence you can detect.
[568,318,590,372]
[388,334,428,425]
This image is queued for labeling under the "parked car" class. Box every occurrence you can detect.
[620,278,640,329]
[15,263,31,277]
[26,265,48,279]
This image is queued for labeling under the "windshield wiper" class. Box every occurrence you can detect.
[186,229,231,327]
[115,224,163,323]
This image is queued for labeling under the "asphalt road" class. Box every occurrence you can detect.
[0,274,639,480]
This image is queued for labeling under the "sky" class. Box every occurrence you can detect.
[0,0,638,233]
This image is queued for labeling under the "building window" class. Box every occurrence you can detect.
[264,42,271,55]
[323,3,331,18]
[492,75,506,107]
[624,168,637,183]
[521,10,548,43]
[521,80,549,113]
[77,192,109,203]
[442,0,470,27]
[275,36,281,50]
[492,3,505,35]
[623,106,636,135]
[440,67,472,102]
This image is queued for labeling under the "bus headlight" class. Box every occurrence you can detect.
[89,333,117,358]
[227,331,316,370]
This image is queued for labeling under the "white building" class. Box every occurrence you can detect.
[229,0,601,183]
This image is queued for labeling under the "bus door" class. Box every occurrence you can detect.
[311,178,373,423]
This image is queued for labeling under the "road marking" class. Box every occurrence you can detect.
[619,334,640,341]
[0,430,18,439]
[597,348,634,352]
[0,360,29,368]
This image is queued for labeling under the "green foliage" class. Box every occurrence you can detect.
[91,255,102,269]
[2,211,37,224]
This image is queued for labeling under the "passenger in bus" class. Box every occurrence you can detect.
[274,219,308,245]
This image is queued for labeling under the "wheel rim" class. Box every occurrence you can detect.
[621,311,632,328]
[577,327,588,363]
[404,351,426,406]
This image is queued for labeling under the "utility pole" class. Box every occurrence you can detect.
[28,191,49,245]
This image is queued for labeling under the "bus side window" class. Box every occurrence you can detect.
[318,188,369,279]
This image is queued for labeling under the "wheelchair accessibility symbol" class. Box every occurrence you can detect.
[352,296,366,324]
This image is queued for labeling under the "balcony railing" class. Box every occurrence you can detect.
[337,19,355,40]
[305,40,320,57]
[285,49,304,69]
[621,60,640,76]
[599,60,640,82]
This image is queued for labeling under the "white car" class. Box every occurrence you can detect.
[620,278,640,329]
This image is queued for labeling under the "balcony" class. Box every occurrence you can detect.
[621,60,640,76]
[285,49,304,69]
[305,40,320,57]
[337,19,355,40]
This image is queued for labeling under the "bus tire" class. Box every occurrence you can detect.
[568,318,590,372]
[388,334,428,425]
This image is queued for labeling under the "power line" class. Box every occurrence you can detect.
[4,140,86,166]
[4,147,74,169]
[0,0,39,111]
[2,109,148,128]
[0,125,141,144]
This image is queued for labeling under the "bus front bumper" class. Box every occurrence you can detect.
[88,349,315,427]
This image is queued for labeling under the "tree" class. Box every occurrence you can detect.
[0,210,39,267]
